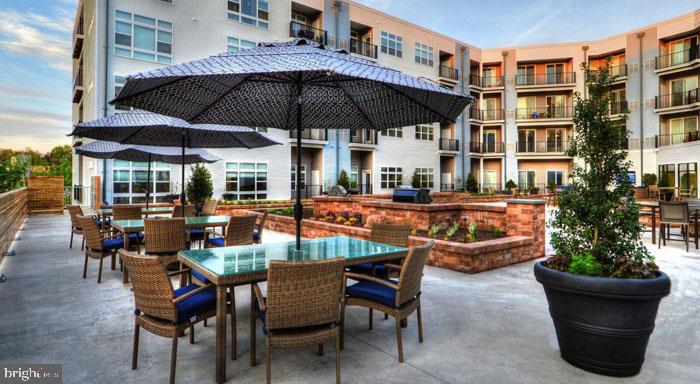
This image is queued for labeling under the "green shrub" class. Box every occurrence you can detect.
[568,253,604,276]
[337,169,350,190]
[466,173,478,193]
[411,170,421,188]
[427,224,440,238]
[505,179,517,189]
[642,173,657,187]
[465,222,478,242]
[186,164,213,205]
[489,225,503,237]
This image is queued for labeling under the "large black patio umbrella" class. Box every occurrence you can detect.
[110,38,473,249]
[74,141,220,209]
[69,110,280,216]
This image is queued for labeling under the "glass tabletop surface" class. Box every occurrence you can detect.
[98,207,173,214]
[111,215,230,230]
[179,236,408,277]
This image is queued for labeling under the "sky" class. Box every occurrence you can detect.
[0,0,697,153]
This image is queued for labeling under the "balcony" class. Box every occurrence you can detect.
[72,17,84,59]
[469,106,481,121]
[516,106,573,121]
[350,38,377,59]
[470,141,504,154]
[468,73,481,88]
[482,109,504,122]
[72,68,83,104]
[610,100,628,116]
[590,64,627,80]
[289,128,327,146]
[289,21,327,45]
[438,65,459,86]
[439,138,459,152]
[516,141,570,154]
[515,72,576,88]
[655,47,699,71]
[482,76,504,88]
[349,128,377,148]
[655,88,699,113]
[656,132,700,147]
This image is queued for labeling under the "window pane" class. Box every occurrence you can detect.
[134,25,155,50]
[239,172,255,191]
[116,10,132,20]
[114,182,129,193]
[156,171,169,181]
[116,21,131,34]
[134,51,156,61]
[134,15,156,25]
[113,170,130,181]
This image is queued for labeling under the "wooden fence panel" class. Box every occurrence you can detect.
[28,176,64,214]
[0,188,28,264]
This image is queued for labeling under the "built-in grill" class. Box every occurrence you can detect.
[392,187,432,204]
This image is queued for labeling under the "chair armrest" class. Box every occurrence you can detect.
[252,283,266,311]
[173,283,215,304]
[168,268,190,277]
[101,234,122,241]
[206,229,224,238]
[344,272,398,290]
[382,263,403,271]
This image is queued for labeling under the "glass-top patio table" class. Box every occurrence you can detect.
[178,236,408,384]
[96,207,174,217]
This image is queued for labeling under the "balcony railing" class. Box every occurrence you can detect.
[516,106,573,120]
[349,38,377,59]
[610,100,628,115]
[655,88,699,109]
[468,73,481,87]
[657,132,700,147]
[289,21,327,45]
[482,109,504,121]
[348,183,373,195]
[440,183,455,191]
[469,141,504,153]
[516,72,576,86]
[439,138,459,151]
[590,64,627,78]
[290,184,323,199]
[469,106,481,120]
[74,69,83,87]
[655,47,698,69]
[76,17,84,36]
[349,129,376,145]
[290,128,327,141]
[482,76,504,88]
[439,65,459,81]
[516,141,570,153]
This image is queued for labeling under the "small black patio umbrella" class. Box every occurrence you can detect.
[110,38,473,249]
[74,141,220,209]
[69,110,280,216]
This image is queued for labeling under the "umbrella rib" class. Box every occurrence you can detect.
[187,74,253,123]
[380,82,457,123]
[337,83,379,130]
[110,76,186,105]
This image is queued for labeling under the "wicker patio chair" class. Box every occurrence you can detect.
[67,205,86,250]
[679,187,694,200]
[204,214,257,248]
[348,223,411,277]
[144,218,188,285]
[659,201,690,252]
[200,199,219,216]
[172,205,196,218]
[78,215,124,283]
[119,250,235,384]
[250,257,345,384]
[648,184,659,200]
[254,210,269,244]
[342,240,435,362]
[113,205,145,251]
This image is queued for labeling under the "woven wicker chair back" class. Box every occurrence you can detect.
[256,211,269,240]
[67,205,84,228]
[396,241,434,307]
[172,205,196,218]
[77,215,104,251]
[370,223,411,248]
[265,257,344,331]
[659,201,689,224]
[202,199,218,215]
[119,250,178,322]
[225,214,257,246]
[144,218,186,254]
[113,205,143,220]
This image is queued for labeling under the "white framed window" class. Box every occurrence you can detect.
[414,42,433,66]
[227,36,256,53]
[291,165,306,190]
[381,127,403,138]
[350,165,358,189]
[414,168,434,188]
[228,0,269,29]
[518,170,536,190]
[112,160,170,204]
[415,124,434,140]
[114,10,172,64]
[225,162,267,200]
[114,75,131,111]
[546,170,566,187]
[380,167,403,189]
[380,31,402,58]
[670,116,698,144]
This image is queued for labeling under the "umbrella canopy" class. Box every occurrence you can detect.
[110,38,473,251]
[74,141,221,164]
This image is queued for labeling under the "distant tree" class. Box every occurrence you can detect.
[466,173,478,193]
[337,169,350,190]
[411,170,421,188]
[186,164,213,204]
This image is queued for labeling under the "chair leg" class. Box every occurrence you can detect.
[82,251,89,279]
[250,288,257,367]
[81,236,85,251]
[368,308,373,330]
[230,286,237,361]
[170,334,178,384]
[203,319,207,327]
[335,331,341,384]
[417,302,424,343]
[70,232,74,249]
[97,256,104,284]
[132,322,140,369]
[111,252,116,271]
[384,313,389,320]
[318,343,324,356]
[265,337,271,384]
[339,304,346,351]
[395,317,404,363]
[189,325,194,344]
[686,225,689,252]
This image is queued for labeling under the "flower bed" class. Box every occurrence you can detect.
[314,210,363,227]
[414,227,505,243]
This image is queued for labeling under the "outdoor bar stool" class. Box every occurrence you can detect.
[253,210,268,244]
[659,201,690,252]
[119,250,235,384]
[143,218,188,286]
[113,205,145,252]
[250,257,345,384]
[78,215,125,283]
[67,205,86,250]
[342,241,434,363]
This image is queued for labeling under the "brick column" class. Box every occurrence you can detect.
[505,199,546,257]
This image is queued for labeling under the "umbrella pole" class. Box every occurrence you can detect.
[294,91,303,252]
[181,131,186,217]
[146,154,151,210]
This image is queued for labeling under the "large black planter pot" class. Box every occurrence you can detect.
[534,261,670,377]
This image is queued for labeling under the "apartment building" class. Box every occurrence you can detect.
[71,1,700,204]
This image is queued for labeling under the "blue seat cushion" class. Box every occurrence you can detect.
[128,232,145,240]
[95,218,110,226]
[188,228,205,238]
[253,229,260,242]
[346,278,398,308]
[102,236,124,251]
[347,262,387,276]
[173,284,216,323]
[191,269,210,284]
[207,237,225,247]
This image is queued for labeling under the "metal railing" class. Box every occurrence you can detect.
[289,21,327,45]
[468,73,481,87]
[656,132,700,147]
[610,100,628,115]
[290,184,323,199]
[439,65,459,81]
[439,138,459,151]
[469,106,481,120]
[469,141,504,153]
[516,72,576,86]
[516,106,573,119]
[590,64,627,78]
[440,183,455,191]
[516,141,570,153]
[289,128,327,141]
[348,183,373,195]
[482,76,504,87]
[76,17,84,36]
[349,129,376,144]
[655,88,699,108]
[482,109,504,121]
[350,38,377,59]
[655,47,698,69]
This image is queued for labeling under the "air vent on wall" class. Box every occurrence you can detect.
[644,99,655,108]
[644,59,655,70]
[628,100,640,110]
[506,110,515,119]
[628,64,639,73]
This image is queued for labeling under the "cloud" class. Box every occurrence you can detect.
[507,5,564,46]
[0,84,67,101]
[0,108,72,152]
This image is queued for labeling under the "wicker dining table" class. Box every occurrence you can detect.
[638,200,700,247]
[178,235,408,384]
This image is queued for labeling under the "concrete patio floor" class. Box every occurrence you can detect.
[0,212,698,383]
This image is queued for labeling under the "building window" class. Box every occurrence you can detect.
[225,162,267,200]
[112,160,170,204]
[350,165,358,189]
[291,165,306,190]
[114,75,131,111]
[670,116,698,144]
[414,42,433,66]
[414,168,434,188]
[227,36,256,53]
[658,164,676,189]
[114,10,172,64]
[380,31,402,58]
[415,124,434,140]
[546,170,565,187]
[228,0,269,29]
[380,167,403,189]
[381,127,403,138]
[518,170,536,190]
[679,163,697,197]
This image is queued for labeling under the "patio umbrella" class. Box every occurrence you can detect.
[74,141,221,209]
[69,110,281,215]
[110,38,473,249]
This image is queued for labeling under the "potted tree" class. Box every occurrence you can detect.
[411,170,421,188]
[505,179,518,195]
[534,61,670,377]
[465,173,479,193]
[337,169,350,190]
[186,164,213,212]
